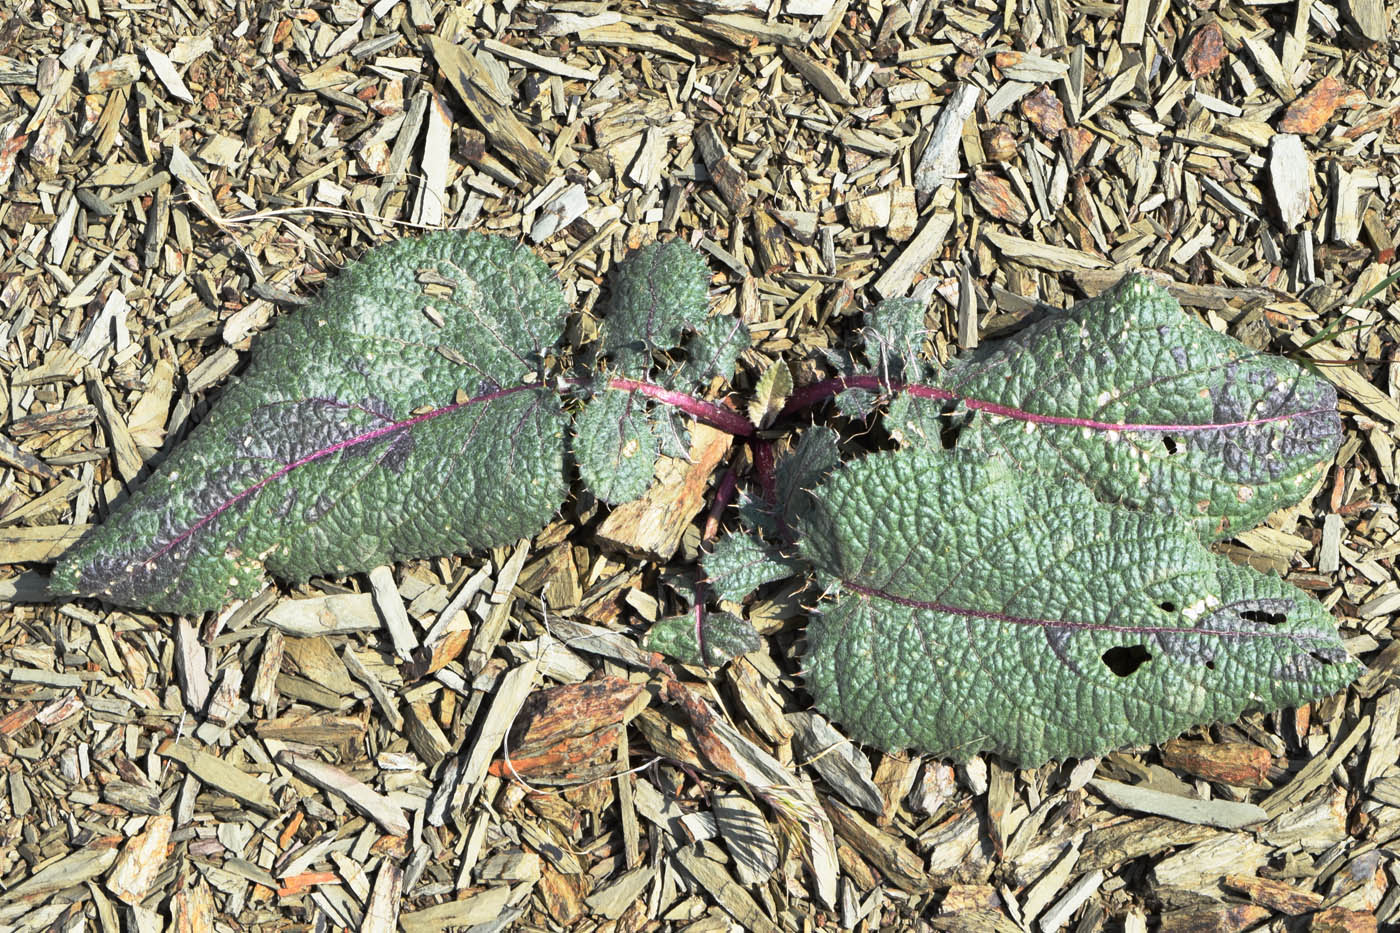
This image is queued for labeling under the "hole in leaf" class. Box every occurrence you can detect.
[1158,600,1178,613]
[1102,645,1151,677]
[1310,650,1339,666]
[1161,434,1179,455]
[1205,660,1216,671]
[940,421,964,449]
[1240,609,1286,626]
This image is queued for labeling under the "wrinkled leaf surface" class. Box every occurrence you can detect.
[799,446,1359,766]
[53,233,569,612]
[889,275,1340,538]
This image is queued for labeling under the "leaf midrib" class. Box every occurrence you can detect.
[139,383,540,568]
[839,580,1332,646]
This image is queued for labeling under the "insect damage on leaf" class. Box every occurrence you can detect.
[46,234,1356,771]
[889,274,1342,539]
[50,232,571,613]
[797,446,1360,766]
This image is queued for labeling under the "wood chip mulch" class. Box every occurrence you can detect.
[2,0,1400,930]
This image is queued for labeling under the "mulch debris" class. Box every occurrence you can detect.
[2,0,1400,929]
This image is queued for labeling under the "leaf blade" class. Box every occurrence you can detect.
[573,388,659,505]
[701,532,801,603]
[799,446,1359,766]
[895,274,1342,538]
[52,233,570,612]
[603,239,711,375]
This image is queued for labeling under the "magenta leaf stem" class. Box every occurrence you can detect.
[779,374,1332,433]
[604,376,755,437]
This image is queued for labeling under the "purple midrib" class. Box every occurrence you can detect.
[842,581,1320,644]
[143,383,536,566]
[781,374,1332,432]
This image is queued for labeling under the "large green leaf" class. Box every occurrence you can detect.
[51,233,570,613]
[798,446,1359,766]
[888,274,1341,539]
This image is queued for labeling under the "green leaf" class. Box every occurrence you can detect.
[674,313,750,392]
[835,387,877,418]
[884,389,942,446]
[702,532,802,602]
[773,426,839,529]
[748,359,793,429]
[574,388,659,505]
[51,233,570,613]
[646,611,761,667]
[650,407,692,459]
[863,296,928,382]
[604,239,711,375]
[798,446,1359,766]
[934,274,1341,539]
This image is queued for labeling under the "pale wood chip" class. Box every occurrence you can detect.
[277,751,409,836]
[914,84,979,194]
[106,814,173,905]
[1088,778,1267,829]
[262,593,381,637]
[397,885,511,933]
[159,740,279,815]
[143,45,193,103]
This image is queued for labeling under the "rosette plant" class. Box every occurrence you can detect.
[51,232,1358,765]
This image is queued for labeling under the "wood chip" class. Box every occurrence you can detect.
[1088,778,1267,829]
[428,37,553,184]
[914,84,979,195]
[106,814,173,905]
[158,741,279,815]
[1279,76,1361,135]
[1184,22,1226,77]
[276,751,409,836]
[1270,133,1311,232]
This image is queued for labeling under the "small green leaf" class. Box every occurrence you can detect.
[835,387,877,418]
[798,446,1359,766]
[574,388,658,505]
[884,389,941,446]
[650,407,692,459]
[864,296,928,382]
[646,611,761,667]
[604,239,711,375]
[702,532,802,602]
[675,314,750,392]
[774,426,839,529]
[748,359,793,429]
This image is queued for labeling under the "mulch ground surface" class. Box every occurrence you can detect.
[2,0,1400,930]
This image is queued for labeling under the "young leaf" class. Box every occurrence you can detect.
[884,388,942,446]
[573,388,659,505]
[702,532,802,603]
[834,387,877,419]
[863,296,929,382]
[646,611,760,667]
[673,314,750,392]
[650,407,692,459]
[603,239,711,375]
[772,426,839,529]
[748,359,793,429]
[899,274,1342,538]
[798,446,1359,766]
[51,233,570,613]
